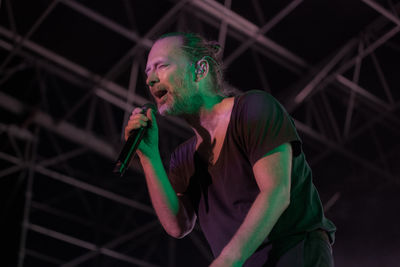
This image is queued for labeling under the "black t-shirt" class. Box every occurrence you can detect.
[169,90,336,265]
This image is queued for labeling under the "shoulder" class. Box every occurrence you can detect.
[234,90,286,119]
[236,90,277,103]
[236,90,283,110]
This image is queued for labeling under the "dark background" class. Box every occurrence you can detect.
[1,0,400,266]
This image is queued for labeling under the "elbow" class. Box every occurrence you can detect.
[167,230,187,239]
[164,218,195,239]
[161,203,196,239]
[165,225,192,239]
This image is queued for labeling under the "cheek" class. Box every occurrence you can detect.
[170,72,187,90]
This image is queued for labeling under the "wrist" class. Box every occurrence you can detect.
[217,247,245,267]
[138,149,161,166]
[211,254,244,267]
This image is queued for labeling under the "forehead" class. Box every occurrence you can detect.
[146,36,185,64]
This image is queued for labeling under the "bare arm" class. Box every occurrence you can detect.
[126,108,196,238]
[210,143,292,267]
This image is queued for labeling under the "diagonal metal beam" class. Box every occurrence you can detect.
[0,26,191,136]
[286,2,400,112]
[0,0,59,73]
[18,126,39,267]
[186,5,304,75]
[362,0,400,26]
[335,74,391,109]
[0,91,116,158]
[27,223,160,267]
[0,164,25,179]
[190,0,309,70]
[0,35,192,163]
[60,0,152,47]
[61,221,160,267]
[0,62,28,86]
[370,51,395,105]
[38,147,88,167]
[334,75,400,130]
[101,0,190,84]
[217,0,232,56]
[334,25,400,80]
[310,100,400,167]
[122,59,141,140]
[344,40,364,138]
[251,0,267,25]
[251,50,271,92]
[0,26,147,107]
[293,39,358,105]
[0,122,35,142]
[294,119,400,186]
[289,24,400,113]
[4,0,17,35]
[25,249,63,265]
[58,0,309,73]
[224,0,303,67]
[31,201,118,235]
[0,91,152,177]
[320,91,341,142]
[0,151,154,214]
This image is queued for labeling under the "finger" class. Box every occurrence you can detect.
[125,122,147,140]
[146,108,156,121]
[130,113,149,121]
[130,117,149,128]
[140,120,148,127]
[127,119,145,128]
[131,107,143,115]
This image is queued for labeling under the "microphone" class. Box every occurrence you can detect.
[113,103,156,176]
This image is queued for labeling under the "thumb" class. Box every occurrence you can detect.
[146,107,155,121]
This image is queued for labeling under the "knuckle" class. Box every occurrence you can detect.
[132,108,142,114]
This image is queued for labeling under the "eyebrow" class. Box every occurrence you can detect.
[144,66,151,75]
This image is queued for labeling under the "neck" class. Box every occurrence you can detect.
[182,93,228,142]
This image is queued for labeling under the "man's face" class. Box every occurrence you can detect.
[145,36,201,116]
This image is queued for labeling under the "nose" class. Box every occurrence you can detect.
[146,71,160,88]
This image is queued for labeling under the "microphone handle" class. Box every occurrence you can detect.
[113,105,153,176]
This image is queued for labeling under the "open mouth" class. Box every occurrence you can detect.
[154,89,168,99]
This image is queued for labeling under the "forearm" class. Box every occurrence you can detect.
[216,188,290,266]
[140,152,193,238]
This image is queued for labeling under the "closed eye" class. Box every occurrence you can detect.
[158,64,169,69]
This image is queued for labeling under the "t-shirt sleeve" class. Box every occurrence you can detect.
[235,91,301,166]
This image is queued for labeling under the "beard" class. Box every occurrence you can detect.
[159,71,203,116]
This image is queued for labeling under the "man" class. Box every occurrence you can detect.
[125,32,336,266]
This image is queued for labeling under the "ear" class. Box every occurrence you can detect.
[194,58,209,82]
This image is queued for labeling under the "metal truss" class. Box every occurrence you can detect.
[1,0,399,266]
[285,1,400,183]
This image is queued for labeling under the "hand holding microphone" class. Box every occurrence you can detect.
[114,103,158,176]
